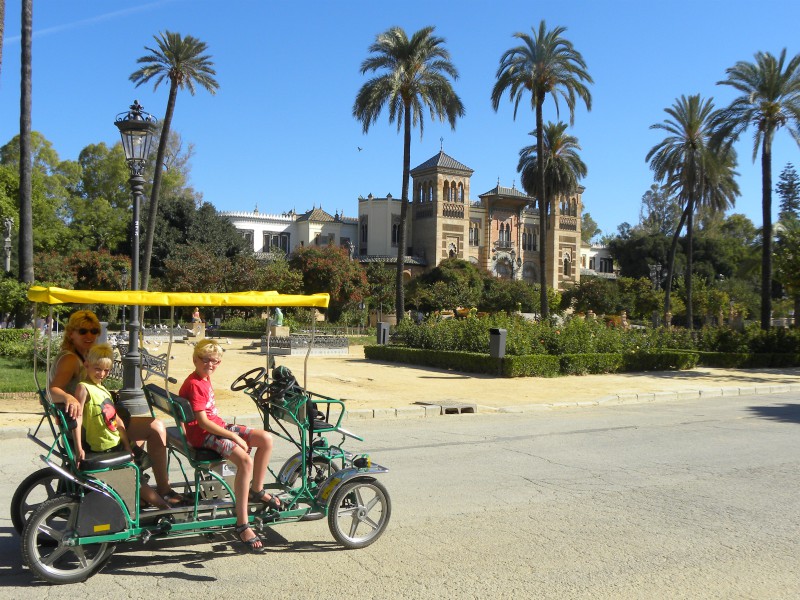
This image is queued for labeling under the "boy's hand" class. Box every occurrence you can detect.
[232,434,248,452]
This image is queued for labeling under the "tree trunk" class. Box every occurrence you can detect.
[664,203,690,323]
[685,198,694,330]
[17,0,33,287]
[141,82,178,290]
[794,294,800,329]
[760,134,774,330]
[394,103,412,323]
[536,99,548,319]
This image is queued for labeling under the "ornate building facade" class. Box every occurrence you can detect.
[222,150,585,291]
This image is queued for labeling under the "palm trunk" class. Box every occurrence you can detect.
[760,134,773,330]
[664,203,690,323]
[536,99,548,319]
[17,0,33,287]
[394,103,412,323]
[685,198,694,330]
[141,83,178,290]
[794,294,800,329]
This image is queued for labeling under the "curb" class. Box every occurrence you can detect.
[2,381,798,441]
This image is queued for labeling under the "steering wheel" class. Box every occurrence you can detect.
[230,367,267,392]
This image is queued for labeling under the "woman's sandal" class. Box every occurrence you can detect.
[249,488,282,511]
[234,523,265,553]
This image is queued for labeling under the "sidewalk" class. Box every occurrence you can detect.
[2,342,799,438]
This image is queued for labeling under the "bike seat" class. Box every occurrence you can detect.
[80,449,133,471]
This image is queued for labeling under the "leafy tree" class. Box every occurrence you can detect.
[715,49,800,329]
[491,21,592,319]
[130,31,219,290]
[647,94,738,329]
[560,276,621,316]
[776,162,800,220]
[18,0,33,286]
[581,212,600,243]
[480,278,556,314]
[162,245,230,293]
[774,215,800,324]
[353,26,464,323]
[0,275,29,326]
[639,183,681,236]
[365,262,396,316]
[290,245,368,322]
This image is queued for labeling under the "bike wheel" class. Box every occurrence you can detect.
[11,468,68,535]
[286,456,342,488]
[327,479,391,549]
[22,496,115,584]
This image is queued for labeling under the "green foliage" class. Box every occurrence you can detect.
[365,263,396,314]
[364,345,503,375]
[501,354,561,377]
[0,329,38,358]
[0,356,41,392]
[290,245,368,322]
[407,259,483,312]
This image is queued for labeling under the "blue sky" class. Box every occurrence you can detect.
[1,0,799,240]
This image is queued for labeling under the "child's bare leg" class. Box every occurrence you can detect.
[228,446,258,545]
[247,429,273,493]
[139,483,169,509]
[126,416,172,495]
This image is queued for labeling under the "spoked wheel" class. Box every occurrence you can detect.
[328,479,391,549]
[22,496,115,584]
[11,468,69,535]
[286,456,342,488]
[230,367,267,391]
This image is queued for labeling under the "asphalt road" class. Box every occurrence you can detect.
[1,392,799,599]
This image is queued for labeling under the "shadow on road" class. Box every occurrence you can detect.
[747,403,800,424]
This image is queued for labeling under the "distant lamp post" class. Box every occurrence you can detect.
[115,100,157,415]
[3,217,12,273]
[649,263,663,291]
[120,268,129,330]
[510,249,521,280]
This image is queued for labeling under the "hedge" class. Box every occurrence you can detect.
[696,351,800,369]
[0,329,38,359]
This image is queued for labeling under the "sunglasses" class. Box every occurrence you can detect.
[77,328,101,335]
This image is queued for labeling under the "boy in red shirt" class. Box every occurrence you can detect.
[179,339,280,552]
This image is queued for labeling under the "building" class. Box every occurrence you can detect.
[222,150,585,291]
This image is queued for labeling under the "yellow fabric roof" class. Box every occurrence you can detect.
[27,286,330,309]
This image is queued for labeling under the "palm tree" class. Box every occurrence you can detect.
[517,121,587,256]
[714,49,800,329]
[353,26,464,322]
[491,21,592,320]
[647,95,738,328]
[17,0,33,286]
[130,31,218,289]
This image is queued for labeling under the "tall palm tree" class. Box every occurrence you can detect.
[714,49,800,329]
[17,0,33,286]
[353,26,464,322]
[130,31,218,289]
[647,95,738,328]
[517,121,587,262]
[491,21,592,319]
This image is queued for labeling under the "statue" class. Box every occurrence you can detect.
[273,307,284,326]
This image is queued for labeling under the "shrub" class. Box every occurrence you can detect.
[0,329,38,359]
[560,353,624,375]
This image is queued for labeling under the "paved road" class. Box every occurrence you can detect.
[2,393,799,598]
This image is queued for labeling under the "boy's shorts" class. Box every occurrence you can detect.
[201,424,254,458]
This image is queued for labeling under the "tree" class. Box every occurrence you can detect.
[647,94,738,329]
[130,31,219,290]
[365,262,396,317]
[639,183,681,236]
[581,212,600,243]
[406,258,484,312]
[491,21,592,320]
[776,162,800,220]
[774,215,800,325]
[18,0,33,287]
[517,121,587,251]
[289,245,368,322]
[353,26,464,323]
[715,49,800,329]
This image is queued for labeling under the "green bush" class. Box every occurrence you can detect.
[0,329,38,359]
[560,353,625,375]
[501,354,561,377]
[364,344,502,375]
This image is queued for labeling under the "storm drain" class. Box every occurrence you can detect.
[416,401,477,415]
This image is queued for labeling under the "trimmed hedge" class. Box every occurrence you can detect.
[560,353,625,375]
[364,344,502,375]
[501,354,560,377]
[696,351,800,369]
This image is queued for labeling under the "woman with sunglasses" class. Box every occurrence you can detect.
[50,310,186,506]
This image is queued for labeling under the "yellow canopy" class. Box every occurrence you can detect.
[27,286,330,309]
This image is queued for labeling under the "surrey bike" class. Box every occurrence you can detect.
[15,286,391,584]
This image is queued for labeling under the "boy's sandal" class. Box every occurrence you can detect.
[162,490,190,506]
[249,488,282,511]
[234,523,265,553]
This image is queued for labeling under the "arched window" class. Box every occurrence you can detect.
[458,183,464,202]
[563,254,571,276]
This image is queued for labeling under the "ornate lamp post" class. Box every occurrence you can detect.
[115,100,157,414]
[3,217,12,273]
[120,268,129,331]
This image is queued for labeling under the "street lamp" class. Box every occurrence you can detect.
[120,268,129,331]
[115,100,157,417]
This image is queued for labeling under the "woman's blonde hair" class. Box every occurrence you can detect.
[85,342,114,369]
[193,338,223,361]
[61,310,101,352]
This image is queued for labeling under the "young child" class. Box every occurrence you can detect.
[179,339,279,553]
[72,343,171,510]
